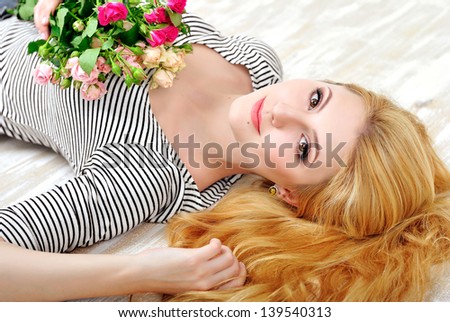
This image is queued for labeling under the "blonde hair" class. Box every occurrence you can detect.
[167,83,450,301]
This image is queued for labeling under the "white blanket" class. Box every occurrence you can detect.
[0,0,449,301]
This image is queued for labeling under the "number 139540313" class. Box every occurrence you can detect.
[260,306,332,318]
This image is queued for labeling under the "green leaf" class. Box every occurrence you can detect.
[129,46,144,56]
[117,24,140,47]
[51,26,60,38]
[181,43,193,53]
[82,17,98,38]
[101,38,115,50]
[56,8,69,36]
[179,23,190,35]
[71,36,83,48]
[167,11,182,27]
[79,48,101,75]
[79,0,95,18]
[71,36,91,51]
[51,57,61,68]
[27,40,46,54]
[59,30,75,47]
[78,37,91,51]
[17,0,37,21]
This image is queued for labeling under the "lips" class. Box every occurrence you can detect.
[251,98,265,134]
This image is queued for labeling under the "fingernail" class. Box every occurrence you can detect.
[42,17,48,24]
[40,33,46,39]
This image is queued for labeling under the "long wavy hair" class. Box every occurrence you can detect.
[166,83,450,301]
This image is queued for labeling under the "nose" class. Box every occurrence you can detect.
[271,102,305,128]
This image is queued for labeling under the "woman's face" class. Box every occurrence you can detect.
[229,79,366,190]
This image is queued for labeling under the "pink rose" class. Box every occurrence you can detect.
[163,25,179,43]
[144,7,169,24]
[167,0,186,14]
[70,59,100,84]
[96,56,112,74]
[65,57,79,69]
[81,81,107,101]
[146,26,179,47]
[147,29,166,47]
[97,2,128,26]
[34,64,53,85]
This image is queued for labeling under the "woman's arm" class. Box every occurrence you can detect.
[0,145,190,253]
[0,237,246,301]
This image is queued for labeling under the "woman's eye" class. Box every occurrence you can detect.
[309,88,323,110]
[297,135,310,161]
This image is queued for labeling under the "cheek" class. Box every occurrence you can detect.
[262,142,302,177]
[299,160,341,185]
[263,131,299,164]
[269,167,306,188]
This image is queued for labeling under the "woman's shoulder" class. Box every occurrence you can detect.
[177,13,283,89]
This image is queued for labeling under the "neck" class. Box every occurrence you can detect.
[181,93,251,191]
[149,43,255,190]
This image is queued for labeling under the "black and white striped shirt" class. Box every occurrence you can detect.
[0,14,283,253]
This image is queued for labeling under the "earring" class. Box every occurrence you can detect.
[268,185,279,196]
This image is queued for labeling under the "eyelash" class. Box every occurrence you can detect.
[297,135,310,161]
[297,88,322,161]
[309,88,323,110]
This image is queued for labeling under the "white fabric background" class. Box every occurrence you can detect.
[0,0,449,301]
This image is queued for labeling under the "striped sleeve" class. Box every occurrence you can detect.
[0,144,185,252]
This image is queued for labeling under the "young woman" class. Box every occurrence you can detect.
[167,83,450,301]
[1,1,449,301]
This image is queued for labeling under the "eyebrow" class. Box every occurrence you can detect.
[311,86,332,163]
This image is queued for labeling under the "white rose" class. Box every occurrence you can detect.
[161,48,184,72]
[152,68,175,88]
[141,46,163,68]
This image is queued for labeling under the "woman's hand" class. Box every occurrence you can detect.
[135,238,247,294]
[33,0,62,39]
[0,237,244,301]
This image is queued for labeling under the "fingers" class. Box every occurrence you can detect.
[199,243,246,289]
[201,243,236,274]
[217,262,247,290]
[208,251,242,287]
[195,238,222,261]
[34,4,49,39]
[182,239,246,290]
[33,0,61,39]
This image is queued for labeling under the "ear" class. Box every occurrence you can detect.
[276,186,298,207]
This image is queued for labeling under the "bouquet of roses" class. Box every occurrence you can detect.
[12,0,192,100]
